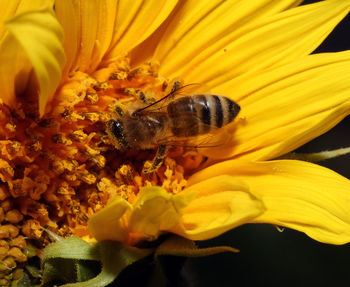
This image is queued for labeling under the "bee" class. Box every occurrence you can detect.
[106,83,241,173]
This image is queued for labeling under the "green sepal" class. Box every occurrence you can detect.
[42,236,99,265]
[41,236,153,287]
[61,241,152,287]
[24,264,41,279]
[11,272,32,287]
[155,235,239,258]
[279,147,350,162]
[76,260,100,282]
[42,258,77,285]
[24,242,39,259]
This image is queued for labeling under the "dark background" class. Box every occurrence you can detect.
[179,1,350,286]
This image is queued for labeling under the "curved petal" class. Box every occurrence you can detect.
[5,7,65,116]
[170,175,265,240]
[130,0,224,66]
[88,196,131,243]
[0,0,50,40]
[202,51,350,160]
[189,160,350,245]
[100,0,178,67]
[0,0,55,109]
[0,29,32,108]
[132,0,303,66]
[128,186,196,240]
[55,0,118,77]
[157,0,350,86]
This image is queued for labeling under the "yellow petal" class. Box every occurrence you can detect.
[204,51,350,160]
[54,0,79,78]
[189,160,350,245]
[155,0,302,73]
[131,0,225,66]
[157,0,350,85]
[0,29,31,107]
[171,175,265,240]
[5,7,65,116]
[88,196,131,243]
[0,0,50,39]
[55,0,118,77]
[132,0,303,66]
[0,0,56,108]
[128,186,196,240]
[101,0,178,66]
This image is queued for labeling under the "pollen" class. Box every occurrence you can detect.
[0,56,206,272]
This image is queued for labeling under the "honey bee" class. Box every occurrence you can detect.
[106,83,240,173]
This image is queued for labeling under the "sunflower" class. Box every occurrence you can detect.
[0,0,350,285]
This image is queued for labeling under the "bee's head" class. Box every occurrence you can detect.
[106,119,130,150]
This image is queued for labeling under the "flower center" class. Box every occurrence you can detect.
[0,57,205,248]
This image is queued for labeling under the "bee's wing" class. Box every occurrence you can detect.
[135,83,208,115]
[155,133,229,149]
[154,112,227,148]
[170,83,209,96]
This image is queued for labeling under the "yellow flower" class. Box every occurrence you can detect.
[0,1,349,271]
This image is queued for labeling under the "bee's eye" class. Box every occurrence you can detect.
[109,120,124,137]
[107,119,130,150]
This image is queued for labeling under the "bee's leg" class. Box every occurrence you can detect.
[135,89,154,104]
[124,88,156,104]
[169,79,183,94]
[142,145,168,174]
[162,78,183,99]
[110,102,127,118]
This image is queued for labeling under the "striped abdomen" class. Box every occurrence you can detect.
[167,94,240,137]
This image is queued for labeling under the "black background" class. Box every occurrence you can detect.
[178,1,350,287]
